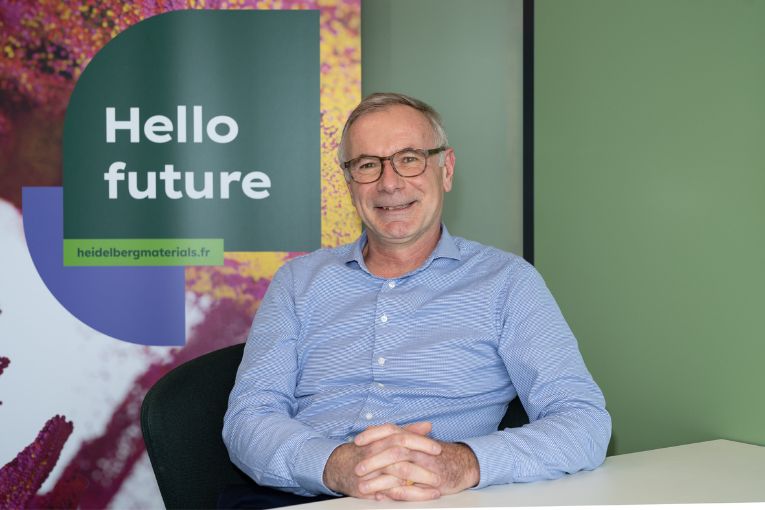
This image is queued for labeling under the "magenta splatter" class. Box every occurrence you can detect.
[0,0,360,209]
[48,296,256,508]
[0,415,83,509]
[1,0,360,507]
[0,356,7,405]
[28,470,88,510]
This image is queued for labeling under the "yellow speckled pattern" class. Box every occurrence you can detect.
[185,0,360,311]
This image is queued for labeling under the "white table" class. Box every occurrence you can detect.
[291,439,765,508]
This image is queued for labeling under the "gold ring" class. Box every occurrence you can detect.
[406,480,414,486]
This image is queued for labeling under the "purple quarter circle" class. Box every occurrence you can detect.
[22,187,185,346]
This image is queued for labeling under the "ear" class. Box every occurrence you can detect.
[441,148,455,192]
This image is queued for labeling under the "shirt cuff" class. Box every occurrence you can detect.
[291,436,345,496]
[461,432,515,489]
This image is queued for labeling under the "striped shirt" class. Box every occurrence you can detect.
[223,226,611,496]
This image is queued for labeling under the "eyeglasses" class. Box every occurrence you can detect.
[342,147,447,184]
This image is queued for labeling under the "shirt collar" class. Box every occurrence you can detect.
[344,224,461,274]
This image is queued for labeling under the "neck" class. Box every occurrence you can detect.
[363,227,442,278]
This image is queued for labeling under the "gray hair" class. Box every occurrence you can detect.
[337,92,449,167]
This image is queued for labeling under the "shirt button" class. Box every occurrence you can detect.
[377,357,386,366]
[365,412,373,420]
[388,281,396,289]
[380,314,388,323]
[376,382,385,389]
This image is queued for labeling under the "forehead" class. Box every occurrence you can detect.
[346,105,435,157]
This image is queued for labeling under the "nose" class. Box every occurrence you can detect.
[377,158,404,192]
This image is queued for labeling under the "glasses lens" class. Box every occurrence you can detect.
[350,157,382,183]
[392,149,427,177]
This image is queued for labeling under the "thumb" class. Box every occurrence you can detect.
[403,421,433,436]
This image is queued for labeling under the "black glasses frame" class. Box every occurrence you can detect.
[342,146,447,184]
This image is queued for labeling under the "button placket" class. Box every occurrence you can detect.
[372,280,398,422]
[374,280,391,375]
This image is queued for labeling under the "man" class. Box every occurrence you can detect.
[223,93,611,505]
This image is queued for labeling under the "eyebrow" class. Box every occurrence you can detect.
[349,147,420,160]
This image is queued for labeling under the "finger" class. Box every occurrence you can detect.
[357,473,408,495]
[359,461,441,492]
[354,423,405,446]
[403,421,433,436]
[355,445,407,476]
[386,460,441,488]
[355,440,439,476]
[380,484,441,501]
[355,422,435,446]
[355,429,441,457]
[360,471,440,498]
[406,449,440,473]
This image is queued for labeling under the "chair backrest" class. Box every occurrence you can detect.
[141,343,529,509]
[141,343,256,509]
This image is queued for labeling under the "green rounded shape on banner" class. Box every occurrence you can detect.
[64,10,321,254]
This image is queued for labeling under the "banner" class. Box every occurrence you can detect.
[0,1,360,507]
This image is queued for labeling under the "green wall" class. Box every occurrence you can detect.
[362,0,524,255]
[364,0,765,456]
[535,0,765,454]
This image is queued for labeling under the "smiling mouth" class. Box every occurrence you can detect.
[377,201,415,211]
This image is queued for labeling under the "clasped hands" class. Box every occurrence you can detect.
[323,422,479,501]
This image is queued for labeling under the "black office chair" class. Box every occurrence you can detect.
[141,344,254,509]
[141,343,529,509]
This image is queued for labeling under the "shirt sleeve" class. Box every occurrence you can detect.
[461,261,612,488]
[222,263,344,497]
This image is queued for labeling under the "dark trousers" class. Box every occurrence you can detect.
[218,483,340,509]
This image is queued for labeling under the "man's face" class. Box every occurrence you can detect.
[344,105,455,250]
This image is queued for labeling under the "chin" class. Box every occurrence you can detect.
[378,231,415,243]
[380,222,417,238]
[367,225,414,243]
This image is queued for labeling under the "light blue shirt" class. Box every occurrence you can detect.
[223,227,611,496]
